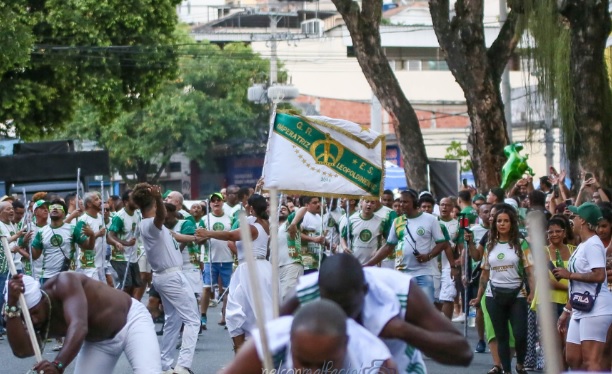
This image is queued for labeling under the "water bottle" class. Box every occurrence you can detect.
[468,306,476,327]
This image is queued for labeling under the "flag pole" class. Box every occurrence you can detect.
[269,189,280,317]
[238,212,273,372]
[1,236,43,363]
[345,199,351,251]
[22,188,35,280]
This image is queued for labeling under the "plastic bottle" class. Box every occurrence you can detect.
[468,306,476,327]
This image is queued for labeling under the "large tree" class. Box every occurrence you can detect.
[429,0,524,190]
[56,42,271,183]
[0,0,181,139]
[331,0,429,190]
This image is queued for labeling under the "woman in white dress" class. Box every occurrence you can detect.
[196,194,275,353]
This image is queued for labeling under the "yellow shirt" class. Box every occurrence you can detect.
[531,244,576,309]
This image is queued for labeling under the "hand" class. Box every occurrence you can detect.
[451,267,460,280]
[552,267,571,280]
[33,360,61,374]
[195,228,211,240]
[416,254,430,263]
[150,185,162,199]
[469,297,480,306]
[464,231,473,243]
[343,246,353,254]
[82,224,94,237]
[255,177,264,190]
[557,311,570,334]
[313,236,325,245]
[126,238,137,247]
[527,292,534,303]
[7,273,25,306]
[115,242,124,253]
[95,227,106,238]
[525,175,533,183]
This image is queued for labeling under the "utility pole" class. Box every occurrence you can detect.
[500,0,512,142]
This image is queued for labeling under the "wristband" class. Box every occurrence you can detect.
[563,307,572,314]
[3,304,22,318]
[52,360,65,373]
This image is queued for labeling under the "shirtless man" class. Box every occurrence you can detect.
[5,272,160,373]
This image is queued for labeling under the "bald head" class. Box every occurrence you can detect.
[166,191,184,210]
[0,201,11,213]
[291,299,347,337]
[318,254,367,319]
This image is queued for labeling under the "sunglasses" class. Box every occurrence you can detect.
[49,204,65,212]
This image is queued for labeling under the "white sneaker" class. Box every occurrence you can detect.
[452,313,465,323]
[174,366,194,374]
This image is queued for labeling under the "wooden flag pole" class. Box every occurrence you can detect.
[1,236,43,363]
[238,212,273,372]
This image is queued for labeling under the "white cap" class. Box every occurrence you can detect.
[504,198,519,211]
[3,275,43,309]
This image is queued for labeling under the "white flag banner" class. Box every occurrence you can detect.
[263,112,385,198]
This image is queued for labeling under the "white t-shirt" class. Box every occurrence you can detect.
[323,207,344,249]
[568,235,612,319]
[80,213,106,268]
[471,224,489,246]
[200,212,234,263]
[439,217,459,270]
[33,223,88,279]
[482,240,532,297]
[341,212,385,264]
[252,316,392,372]
[387,212,446,276]
[0,221,21,269]
[108,208,141,263]
[139,217,182,273]
[277,220,302,267]
[301,211,322,270]
[223,202,242,219]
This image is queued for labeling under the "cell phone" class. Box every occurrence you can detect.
[585,172,593,180]
[462,178,468,188]
[565,199,572,206]
[413,249,421,256]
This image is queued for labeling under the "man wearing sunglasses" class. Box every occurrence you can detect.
[29,199,96,284]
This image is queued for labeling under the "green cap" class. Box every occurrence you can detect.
[472,194,486,203]
[34,200,49,210]
[210,192,224,201]
[162,190,173,199]
[568,202,603,226]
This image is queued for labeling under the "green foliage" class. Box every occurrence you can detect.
[522,1,575,157]
[444,141,472,172]
[0,0,181,139]
[56,42,271,183]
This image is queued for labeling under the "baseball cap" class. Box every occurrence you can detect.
[418,191,433,199]
[162,190,173,199]
[472,194,486,203]
[0,195,15,202]
[34,200,50,210]
[210,192,224,201]
[568,202,603,226]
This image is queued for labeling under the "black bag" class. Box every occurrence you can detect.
[490,283,522,306]
[569,281,601,312]
[60,256,71,272]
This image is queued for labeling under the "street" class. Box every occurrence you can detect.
[0,310,497,374]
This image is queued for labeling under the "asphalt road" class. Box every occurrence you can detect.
[0,310,501,374]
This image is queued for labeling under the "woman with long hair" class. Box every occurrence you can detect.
[196,194,275,353]
[474,206,535,374]
[555,203,612,371]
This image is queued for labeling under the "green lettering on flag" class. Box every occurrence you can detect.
[274,113,382,195]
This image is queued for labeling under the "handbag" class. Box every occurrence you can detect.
[569,280,601,312]
[490,281,523,306]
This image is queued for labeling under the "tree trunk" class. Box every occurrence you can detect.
[430,0,522,191]
[331,0,429,191]
[560,0,612,186]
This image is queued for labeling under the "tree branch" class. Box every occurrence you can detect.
[429,0,453,50]
[487,9,521,78]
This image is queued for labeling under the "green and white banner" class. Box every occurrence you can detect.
[263,112,385,198]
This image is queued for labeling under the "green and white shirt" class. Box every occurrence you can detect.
[80,213,105,269]
[32,222,88,279]
[108,208,141,262]
[341,212,385,264]
[199,212,233,263]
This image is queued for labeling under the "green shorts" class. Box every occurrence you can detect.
[481,295,515,346]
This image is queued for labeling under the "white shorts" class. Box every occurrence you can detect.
[137,252,152,273]
[76,268,103,282]
[433,270,441,300]
[182,268,203,297]
[438,269,457,302]
[73,300,161,373]
[567,314,612,344]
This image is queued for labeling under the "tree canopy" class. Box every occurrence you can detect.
[0,0,182,138]
[57,41,271,183]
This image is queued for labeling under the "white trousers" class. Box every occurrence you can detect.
[279,263,303,302]
[73,299,161,373]
[154,271,200,371]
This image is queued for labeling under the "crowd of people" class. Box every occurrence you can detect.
[0,168,611,373]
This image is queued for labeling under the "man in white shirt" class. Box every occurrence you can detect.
[224,299,396,374]
[0,201,26,273]
[340,199,385,264]
[132,183,200,374]
[165,191,194,224]
[80,192,108,281]
[222,185,242,218]
[299,196,326,274]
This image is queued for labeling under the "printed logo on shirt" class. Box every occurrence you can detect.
[327,217,336,227]
[359,229,372,242]
[416,227,425,236]
[497,253,505,260]
[213,222,225,231]
[131,222,136,233]
[50,234,64,247]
